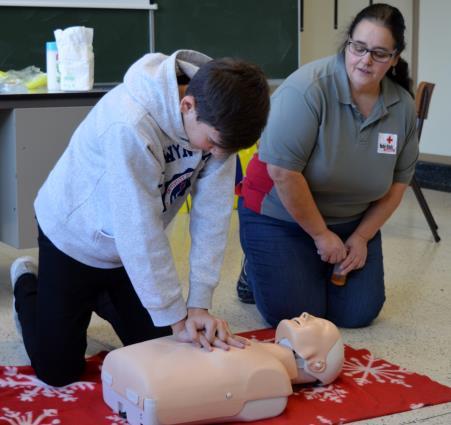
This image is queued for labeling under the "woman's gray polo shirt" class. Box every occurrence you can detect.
[258,53,418,224]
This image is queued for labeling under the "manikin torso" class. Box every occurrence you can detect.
[102,313,344,425]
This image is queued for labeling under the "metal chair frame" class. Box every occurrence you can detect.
[411,81,440,242]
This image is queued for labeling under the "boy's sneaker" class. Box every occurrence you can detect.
[10,256,38,337]
[236,257,255,304]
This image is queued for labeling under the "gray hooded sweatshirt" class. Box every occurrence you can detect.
[34,50,236,327]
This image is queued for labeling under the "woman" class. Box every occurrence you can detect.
[237,3,418,328]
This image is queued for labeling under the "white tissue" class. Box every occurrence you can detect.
[54,26,94,91]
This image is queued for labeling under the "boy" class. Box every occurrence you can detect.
[10,50,269,386]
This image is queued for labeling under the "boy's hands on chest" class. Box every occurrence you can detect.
[171,308,249,351]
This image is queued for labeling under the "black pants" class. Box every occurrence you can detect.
[14,226,170,387]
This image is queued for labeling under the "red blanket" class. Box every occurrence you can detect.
[1,328,450,425]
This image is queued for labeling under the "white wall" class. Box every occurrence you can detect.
[300,0,413,66]
[301,0,367,65]
[417,0,451,157]
[299,0,451,158]
[300,0,336,65]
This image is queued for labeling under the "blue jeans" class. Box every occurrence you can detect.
[238,199,385,328]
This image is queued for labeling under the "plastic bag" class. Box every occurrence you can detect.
[0,66,47,92]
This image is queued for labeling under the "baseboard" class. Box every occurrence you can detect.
[418,153,451,166]
[415,161,451,193]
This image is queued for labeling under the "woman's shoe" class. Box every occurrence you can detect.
[236,258,255,304]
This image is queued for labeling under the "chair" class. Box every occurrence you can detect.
[411,81,440,242]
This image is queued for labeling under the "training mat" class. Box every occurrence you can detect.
[1,328,451,425]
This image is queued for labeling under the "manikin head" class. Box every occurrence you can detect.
[275,312,344,385]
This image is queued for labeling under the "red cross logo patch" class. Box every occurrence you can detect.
[377,133,398,155]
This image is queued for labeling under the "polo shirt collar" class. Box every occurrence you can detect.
[334,52,353,105]
[380,77,400,108]
[366,78,401,125]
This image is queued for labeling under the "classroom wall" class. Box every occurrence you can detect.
[300,0,413,67]
[2,1,449,158]
[299,0,451,159]
[417,0,451,158]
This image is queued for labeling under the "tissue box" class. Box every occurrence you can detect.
[55,26,94,91]
[59,57,94,91]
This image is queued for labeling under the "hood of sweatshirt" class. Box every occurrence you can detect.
[123,50,212,151]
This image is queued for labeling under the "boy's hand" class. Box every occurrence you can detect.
[171,308,248,351]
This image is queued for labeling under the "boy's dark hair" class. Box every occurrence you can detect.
[340,3,413,96]
[186,58,270,152]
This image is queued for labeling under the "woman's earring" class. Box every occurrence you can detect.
[392,66,397,76]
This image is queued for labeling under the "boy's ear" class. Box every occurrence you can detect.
[180,95,196,114]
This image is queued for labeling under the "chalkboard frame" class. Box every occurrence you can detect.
[0,1,154,9]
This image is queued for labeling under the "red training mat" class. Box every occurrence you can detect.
[1,328,450,425]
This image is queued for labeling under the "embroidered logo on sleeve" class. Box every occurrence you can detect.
[161,168,194,212]
[377,133,398,155]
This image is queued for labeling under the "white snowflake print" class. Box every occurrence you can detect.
[0,407,60,425]
[297,384,348,403]
[410,403,425,409]
[106,414,128,425]
[0,368,95,402]
[315,415,347,424]
[343,353,413,388]
[316,416,333,425]
[249,335,275,343]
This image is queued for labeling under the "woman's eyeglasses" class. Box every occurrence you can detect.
[347,40,397,63]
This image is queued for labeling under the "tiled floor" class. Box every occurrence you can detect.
[0,187,450,424]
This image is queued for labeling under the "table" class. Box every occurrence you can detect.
[0,85,113,248]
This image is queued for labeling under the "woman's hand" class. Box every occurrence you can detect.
[267,165,347,264]
[171,308,248,351]
[339,232,368,275]
[314,229,347,264]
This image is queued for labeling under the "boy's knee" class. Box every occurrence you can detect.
[33,356,85,387]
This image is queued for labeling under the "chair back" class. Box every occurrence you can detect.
[415,81,435,141]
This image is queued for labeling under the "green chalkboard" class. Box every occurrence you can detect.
[154,0,299,79]
[0,7,149,83]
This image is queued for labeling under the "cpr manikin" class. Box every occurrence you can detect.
[102,313,344,425]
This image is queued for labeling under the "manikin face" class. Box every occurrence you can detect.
[275,312,344,384]
[345,19,399,94]
[180,95,228,159]
[281,312,330,348]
